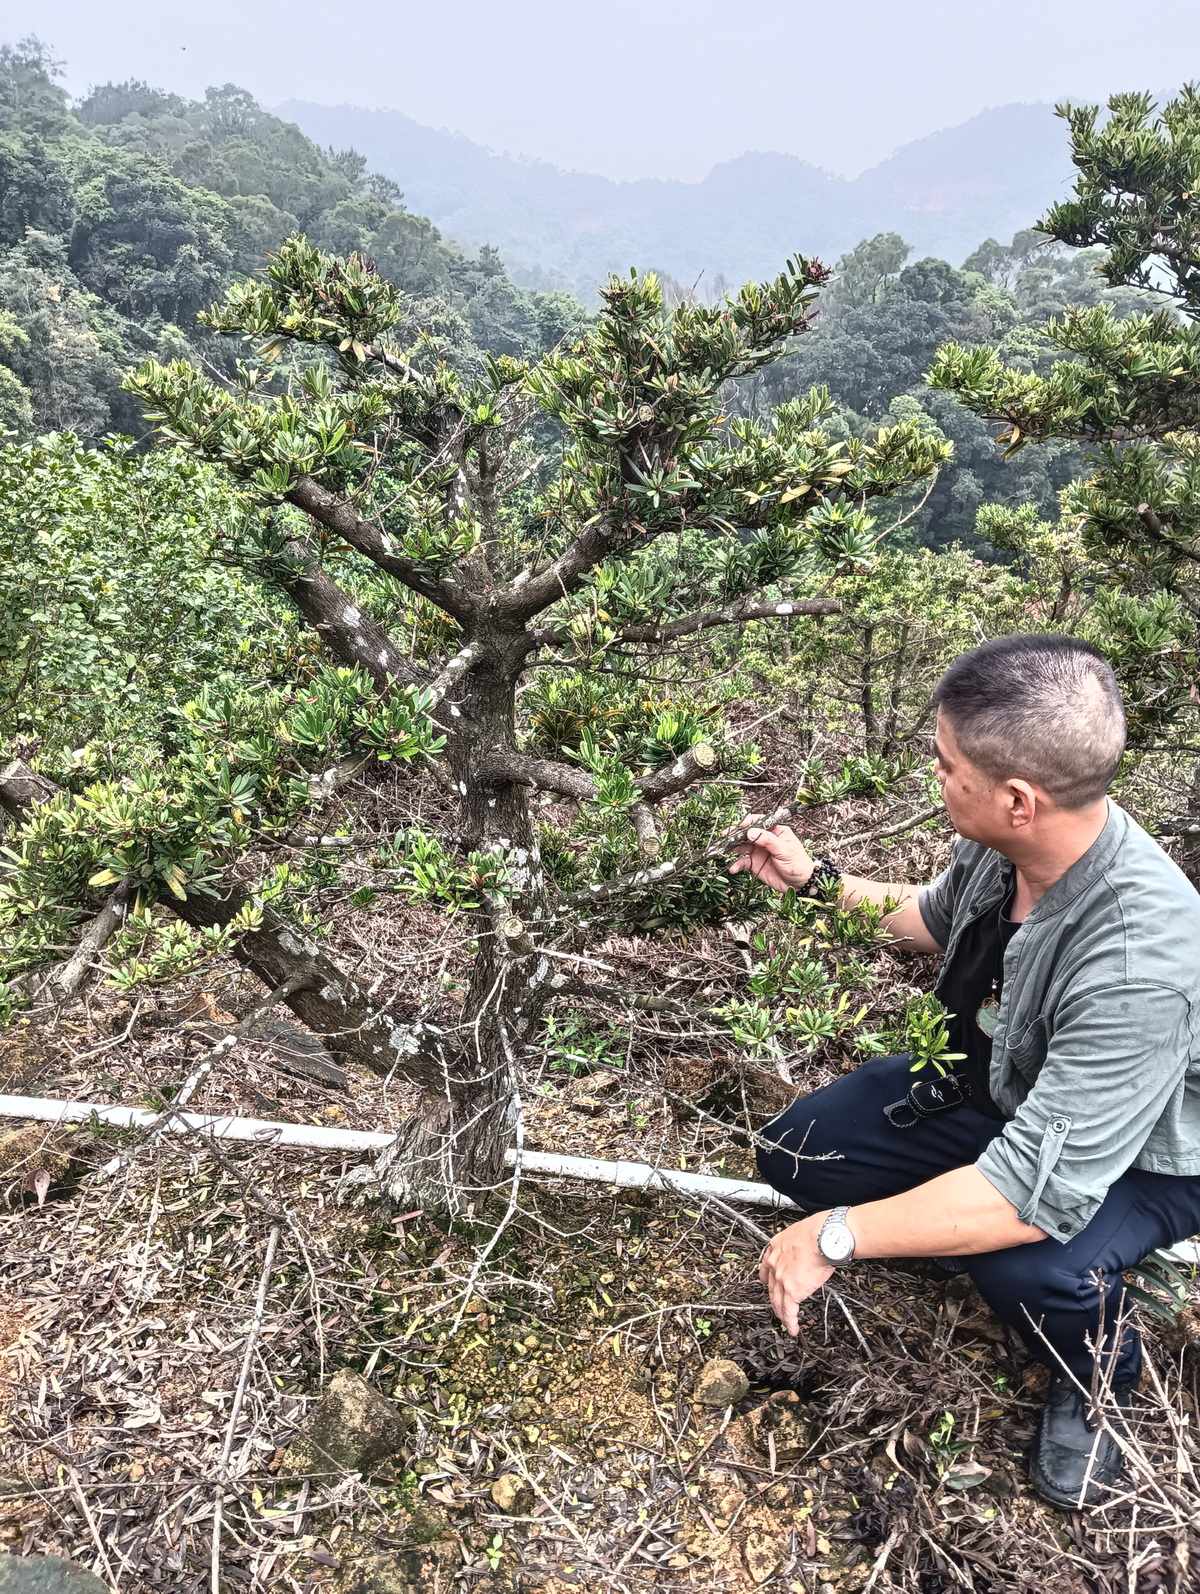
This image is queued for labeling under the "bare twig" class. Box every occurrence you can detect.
[211,1222,281,1594]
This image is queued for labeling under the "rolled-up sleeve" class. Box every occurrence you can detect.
[917,857,961,950]
[976,983,1194,1240]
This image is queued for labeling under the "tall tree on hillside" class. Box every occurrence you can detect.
[89,237,945,1209]
[930,87,1200,880]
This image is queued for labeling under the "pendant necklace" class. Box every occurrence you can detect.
[975,898,1010,1038]
[976,979,1001,1038]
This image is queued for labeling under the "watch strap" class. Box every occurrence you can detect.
[818,1204,856,1265]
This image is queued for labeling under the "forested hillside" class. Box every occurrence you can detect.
[0,40,584,442]
[2,40,1200,1594]
[0,41,1156,551]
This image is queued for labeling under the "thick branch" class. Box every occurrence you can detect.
[496,519,624,623]
[426,641,484,708]
[614,595,840,645]
[178,889,449,1087]
[287,476,470,620]
[481,751,597,803]
[279,546,431,692]
[0,760,58,821]
[15,885,133,1008]
[528,595,840,651]
[638,743,717,802]
[481,742,718,807]
[630,803,661,858]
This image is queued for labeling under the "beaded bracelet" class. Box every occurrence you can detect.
[800,856,842,900]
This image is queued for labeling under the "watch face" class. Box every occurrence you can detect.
[820,1221,854,1263]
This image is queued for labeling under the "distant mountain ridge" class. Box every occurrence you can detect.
[277,99,1076,298]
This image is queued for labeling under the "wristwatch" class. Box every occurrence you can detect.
[817,1205,856,1266]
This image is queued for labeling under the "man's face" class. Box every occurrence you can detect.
[933,711,1004,845]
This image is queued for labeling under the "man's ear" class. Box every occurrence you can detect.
[1006,778,1038,828]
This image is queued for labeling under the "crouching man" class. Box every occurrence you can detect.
[734,634,1200,1509]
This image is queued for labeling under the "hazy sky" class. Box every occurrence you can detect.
[10,0,1200,180]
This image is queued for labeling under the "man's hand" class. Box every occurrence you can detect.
[729,824,815,893]
[759,1213,836,1335]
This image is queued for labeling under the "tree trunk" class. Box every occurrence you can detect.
[0,760,59,819]
[373,625,545,1212]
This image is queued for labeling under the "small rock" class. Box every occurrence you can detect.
[490,1472,535,1514]
[280,1367,406,1478]
[744,1530,783,1585]
[725,1390,811,1463]
[582,1069,620,1095]
[0,1557,113,1593]
[694,1357,750,1407]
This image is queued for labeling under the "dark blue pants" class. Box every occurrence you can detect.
[756,1054,1200,1385]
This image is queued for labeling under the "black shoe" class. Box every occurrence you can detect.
[1029,1373,1135,1509]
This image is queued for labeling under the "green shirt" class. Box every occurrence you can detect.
[918,802,1200,1241]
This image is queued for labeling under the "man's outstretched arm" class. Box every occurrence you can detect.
[729,823,944,954]
[760,1166,1047,1336]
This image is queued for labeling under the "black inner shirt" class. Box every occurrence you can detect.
[933,885,1021,1120]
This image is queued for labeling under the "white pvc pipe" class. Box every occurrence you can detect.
[0,1094,796,1209]
[515,1148,796,1209]
[0,1092,398,1150]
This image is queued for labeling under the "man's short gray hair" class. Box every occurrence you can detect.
[933,634,1126,809]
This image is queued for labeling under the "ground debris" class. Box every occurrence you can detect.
[1,784,1198,1592]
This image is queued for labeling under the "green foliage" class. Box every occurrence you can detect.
[0,432,310,759]
[542,1012,629,1075]
[744,222,1159,553]
[859,992,966,1077]
[929,86,1200,791]
[795,752,918,804]
[1043,88,1200,310]
[525,672,628,755]
[0,665,440,978]
[202,235,404,351]
[574,783,757,931]
[737,546,1029,765]
[521,270,948,584]
[3,182,957,1022]
[106,902,263,993]
[927,1412,973,1479]
[523,669,720,770]
[378,829,512,913]
[716,888,907,1060]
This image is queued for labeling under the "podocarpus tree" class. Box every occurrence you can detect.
[930,87,1200,879]
[40,236,943,1210]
